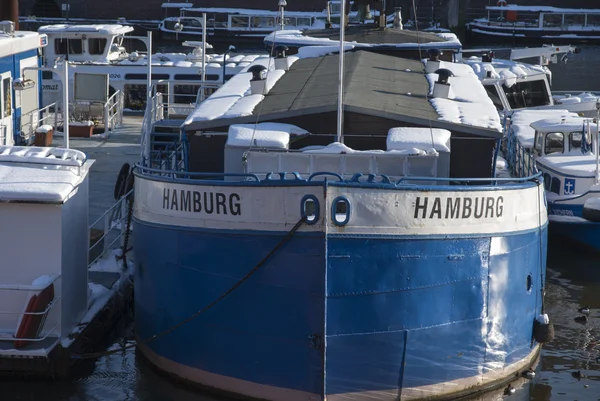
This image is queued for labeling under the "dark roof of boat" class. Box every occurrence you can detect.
[303,26,449,45]
[183,51,502,139]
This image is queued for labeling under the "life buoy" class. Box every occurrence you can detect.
[497,0,508,6]
[14,284,55,349]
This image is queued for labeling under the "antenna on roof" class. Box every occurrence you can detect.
[336,0,346,143]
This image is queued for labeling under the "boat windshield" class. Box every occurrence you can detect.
[502,79,550,109]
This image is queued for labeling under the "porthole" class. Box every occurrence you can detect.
[301,195,319,225]
[331,196,350,226]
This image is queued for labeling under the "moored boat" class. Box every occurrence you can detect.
[466,4,600,44]
[506,109,600,251]
[132,23,551,399]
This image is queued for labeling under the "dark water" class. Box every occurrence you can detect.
[4,43,600,401]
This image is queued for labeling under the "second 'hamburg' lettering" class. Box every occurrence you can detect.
[413,196,504,219]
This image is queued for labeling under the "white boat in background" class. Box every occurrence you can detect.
[505,109,600,251]
[457,45,600,118]
[466,4,600,44]
[38,24,269,111]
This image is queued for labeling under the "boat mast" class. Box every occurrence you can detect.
[596,100,600,185]
[336,0,346,143]
[279,0,287,30]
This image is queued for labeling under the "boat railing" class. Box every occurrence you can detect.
[0,275,62,345]
[19,103,60,143]
[153,79,221,119]
[505,127,538,179]
[135,164,543,187]
[88,189,133,269]
[102,90,125,138]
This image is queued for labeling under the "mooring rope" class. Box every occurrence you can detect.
[71,216,306,360]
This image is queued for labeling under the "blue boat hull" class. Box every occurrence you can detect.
[133,213,548,397]
[547,203,600,252]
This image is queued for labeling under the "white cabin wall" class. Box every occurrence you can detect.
[60,172,90,337]
[0,203,62,333]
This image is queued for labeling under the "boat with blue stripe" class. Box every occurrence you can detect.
[132,16,551,399]
[505,109,600,251]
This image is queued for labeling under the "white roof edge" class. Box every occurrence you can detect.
[0,146,87,167]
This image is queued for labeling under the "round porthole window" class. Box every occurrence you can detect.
[301,195,320,225]
[331,197,350,226]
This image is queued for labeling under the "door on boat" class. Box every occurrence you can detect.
[0,72,13,146]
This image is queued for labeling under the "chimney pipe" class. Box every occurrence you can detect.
[274,45,290,71]
[248,64,268,95]
[0,0,19,30]
[425,48,443,73]
[432,68,454,99]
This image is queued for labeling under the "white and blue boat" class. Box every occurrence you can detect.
[506,109,600,251]
[132,17,550,400]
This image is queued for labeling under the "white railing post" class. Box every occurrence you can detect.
[103,100,109,137]
[119,195,127,247]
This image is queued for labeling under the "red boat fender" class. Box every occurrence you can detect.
[14,284,55,349]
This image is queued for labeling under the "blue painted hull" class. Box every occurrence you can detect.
[133,221,547,400]
[547,203,600,252]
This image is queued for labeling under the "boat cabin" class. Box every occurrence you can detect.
[176,50,503,180]
[531,117,597,157]
[0,21,48,145]
[484,5,600,30]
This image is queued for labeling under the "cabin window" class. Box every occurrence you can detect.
[550,177,561,195]
[124,84,147,110]
[564,14,585,27]
[174,74,219,81]
[54,38,83,55]
[42,71,54,80]
[570,131,583,150]
[2,77,11,118]
[484,85,504,111]
[502,79,550,109]
[296,17,312,27]
[231,16,250,28]
[213,13,228,28]
[251,17,275,28]
[545,132,564,155]
[588,15,600,26]
[88,38,107,55]
[543,14,562,27]
[543,173,551,191]
[174,85,201,103]
[124,73,170,80]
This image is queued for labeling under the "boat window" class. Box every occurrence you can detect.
[124,73,170,80]
[484,85,504,111]
[88,38,107,55]
[564,14,585,27]
[251,16,275,28]
[543,14,562,27]
[545,132,564,155]
[54,38,83,55]
[2,77,10,117]
[185,18,203,28]
[213,13,228,28]
[124,84,167,110]
[42,70,54,80]
[163,20,178,30]
[570,131,583,150]
[174,84,201,103]
[550,177,561,194]
[296,17,312,27]
[231,16,250,28]
[543,173,551,191]
[280,17,296,27]
[502,79,551,109]
[588,15,600,27]
[174,74,219,81]
[533,131,543,155]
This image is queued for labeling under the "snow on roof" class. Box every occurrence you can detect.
[425,60,502,131]
[0,30,46,59]
[38,24,134,35]
[0,146,90,203]
[226,123,308,148]
[184,46,350,125]
[387,128,451,153]
[530,116,598,135]
[463,56,547,86]
[264,30,462,50]
[509,109,579,148]
[486,5,600,13]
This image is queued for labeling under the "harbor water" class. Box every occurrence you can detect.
[3,43,600,401]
